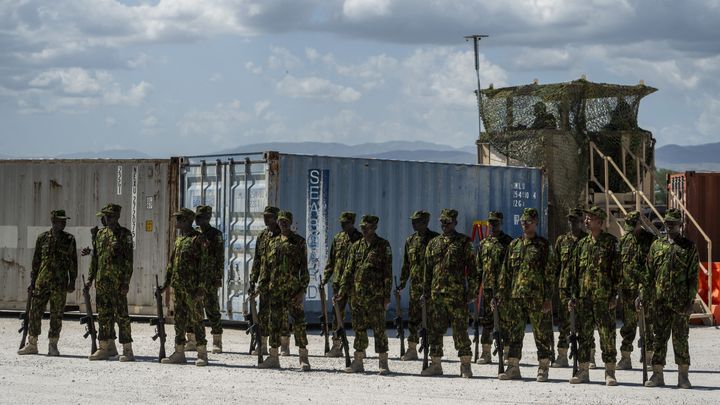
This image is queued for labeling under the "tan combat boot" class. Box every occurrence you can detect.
[252,336,269,356]
[589,349,597,368]
[645,350,654,364]
[89,340,111,361]
[678,364,691,389]
[280,336,291,356]
[537,358,550,382]
[48,337,60,356]
[605,362,618,386]
[402,341,418,361]
[119,343,135,362]
[18,336,39,355]
[345,351,365,373]
[644,365,664,387]
[379,352,390,376]
[476,344,492,364]
[161,344,187,364]
[326,339,342,357]
[107,339,118,357]
[195,345,208,367]
[258,347,280,369]
[616,350,632,370]
[421,356,443,376]
[499,358,521,380]
[569,362,590,384]
[211,334,222,354]
[460,355,473,378]
[185,333,197,352]
[551,348,569,368]
[298,348,311,371]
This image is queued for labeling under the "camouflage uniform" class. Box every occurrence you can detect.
[90,204,134,344]
[28,210,78,339]
[571,207,620,365]
[477,213,512,345]
[165,209,208,346]
[424,210,477,358]
[250,206,281,336]
[193,206,224,336]
[339,216,392,354]
[618,211,656,353]
[258,211,310,349]
[498,210,554,362]
[553,212,587,351]
[399,211,438,344]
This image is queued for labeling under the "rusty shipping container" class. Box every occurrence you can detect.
[668,171,720,262]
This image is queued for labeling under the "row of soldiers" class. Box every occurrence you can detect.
[16,203,699,388]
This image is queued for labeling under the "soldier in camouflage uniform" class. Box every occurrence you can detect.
[18,210,78,356]
[249,206,281,356]
[616,210,656,370]
[476,211,512,365]
[185,205,225,354]
[421,209,477,378]
[551,208,587,368]
[569,206,620,386]
[337,215,393,375]
[494,208,554,382]
[644,209,698,389]
[159,208,209,366]
[86,204,135,362]
[257,211,311,371]
[322,211,362,357]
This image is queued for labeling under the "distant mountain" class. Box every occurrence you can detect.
[656,142,720,171]
[54,149,155,159]
[356,149,476,164]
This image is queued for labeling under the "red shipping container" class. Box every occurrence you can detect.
[668,171,720,262]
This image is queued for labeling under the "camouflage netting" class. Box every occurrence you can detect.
[477,78,657,240]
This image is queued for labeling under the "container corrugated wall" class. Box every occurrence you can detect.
[668,171,720,262]
[0,159,175,314]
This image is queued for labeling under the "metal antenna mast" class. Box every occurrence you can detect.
[464,34,488,137]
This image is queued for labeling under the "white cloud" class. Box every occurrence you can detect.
[608,58,700,90]
[245,61,263,75]
[177,100,254,146]
[513,47,573,70]
[210,73,224,83]
[254,100,271,116]
[342,0,392,20]
[696,98,720,137]
[276,75,361,102]
[268,46,303,71]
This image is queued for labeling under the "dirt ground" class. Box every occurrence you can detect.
[1,316,718,404]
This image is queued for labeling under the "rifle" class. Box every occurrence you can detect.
[636,294,648,384]
[394,276,405,357]
[244,293,257,355]
[473,287,483,363]
[250,294,263,365]
[568,300,579,378]
[419,294,429,371]
[18,286,33,349]
[333,301,351,367]
[319,278,330,354]
[492,298,504,374]
[150,275,167,362]
[80,275,98,354]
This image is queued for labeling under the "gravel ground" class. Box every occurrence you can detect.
[1,316,718,404]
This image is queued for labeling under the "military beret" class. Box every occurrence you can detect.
[410,210,430,221]
[339,211,356,223]
[583,205,606,221]
[263,206,280,215]
[440,208,458,221]
[520,208,538,221]
[487,211,504,222]
[97,203,122,217]
[51,209,70,220]
[567,208,584,219]
[623,210,641,229]
[278,210,293,222]
[360,215,379,225]
[664,208,682,223]
[195,205,212,217]
[172,207,196,221]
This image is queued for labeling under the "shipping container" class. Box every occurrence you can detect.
[180,152,548,320]
[668,171,720,262]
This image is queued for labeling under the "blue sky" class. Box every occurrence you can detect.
[2,0,719,157]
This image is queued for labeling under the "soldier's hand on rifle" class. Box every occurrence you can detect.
[334,293,344,303]
[567,298,576,311]
[248,281,256,295]
[634,296,642,311]
[608,296,617,310]
[157,283,166,293]
[541,299,552,314]
[66,281,75,293]
[120,284,129,295]
[27,283,35,293]
[90,226,99,237]
[80,246,92,256]
[491,296,500,310]
[213,279,222,289]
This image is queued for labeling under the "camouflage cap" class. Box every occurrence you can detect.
[278,210,293,222]
[567,207,584,219]
[487,211,504,222]
[583,205,606,221]
[97,203,121,217]
[360,215,379,225]
[263,206,280,216]
[439,208,458,222]
[664,208,682,223]
[623,210,641,229]
[410,210,430,221]
[172,207,196,221]
[520,208,538,221]
[51,209,70,220]
[195,205,212,217]
[339,211,356,223]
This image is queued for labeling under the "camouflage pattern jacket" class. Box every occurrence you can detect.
[553,231,587,292]
[646,235,699,311]
[32,230,78,289]
[571,231,620,300]
[400,230,439,291]
[618,229,655,291]
[165,230,208,294]
[498,235,552,303]
[477,231,513,291]
[339,236,392,305]
[90,226,133,288]
[423,231,477,300]
[258,232,308,298]
[323,228,362,284]
[250,227,279,285]
[198,225,224,286]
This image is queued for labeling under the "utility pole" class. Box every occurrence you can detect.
[464,34,488,137]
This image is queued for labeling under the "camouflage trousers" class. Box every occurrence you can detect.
[28,286,67,338]
[428,294,471,358]
[331,282,349,337]
[577,297,616,364]
[505,298,554,361]
[619,289,654,352]
[259,292,290,338]
[173,289,206,346]
[188,287,223,335]
[651,303,690,366]
[557,289,572,349]
[406,284,423,343]
[478,288,494,345]
[268,293,308,348]
[96,283,133,343]
[350,297,388,353]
